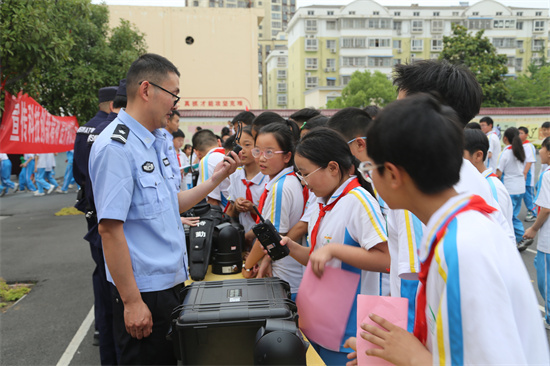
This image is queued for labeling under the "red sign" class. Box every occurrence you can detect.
[0,91,79,154]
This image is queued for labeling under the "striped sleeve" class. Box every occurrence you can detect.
[348,188,387,249]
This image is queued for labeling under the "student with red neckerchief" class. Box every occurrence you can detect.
[354,94,548,365]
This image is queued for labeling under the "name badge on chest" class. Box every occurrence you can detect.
[142,161,155,173]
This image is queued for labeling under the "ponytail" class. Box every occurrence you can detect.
[504,127,525,163]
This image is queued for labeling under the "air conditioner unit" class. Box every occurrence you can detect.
[519,48,524,53]
[397,48,402,53]
[396,30,402,35]
[330,48,336,53]
[306,72,312,76]
[325,68,330,72]
[330,67,336,72]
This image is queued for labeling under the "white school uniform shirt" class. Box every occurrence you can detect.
[176,151,186,191]
[420,193,549,364]
[228,167,267,233]
[44,153,55,171]
[522,141,537,187]
[482,168,514,233]
[535,166,550,254]
[309,176,388,296]
[300,189,317,223]
[486,131,501,172]
[261,166,304,294]
[35,154,47,169]
[198,147,230,205]
[455,158,515,243]
[0,153,8,161]
[497,146,526,195]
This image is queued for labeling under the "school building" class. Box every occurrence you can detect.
[284,0,550,109]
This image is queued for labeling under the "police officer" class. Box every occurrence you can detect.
[89,53,239,365]
[73,85,119,365]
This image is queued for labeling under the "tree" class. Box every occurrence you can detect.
[326,70,396,109]
[507,65,550,107]
[0,0,147,123]
[439,23,510,107]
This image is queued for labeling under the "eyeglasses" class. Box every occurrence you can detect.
[295,166,323,185]
[358,161,384,180]
[140,81,180,107]
[347,136,367,145]
[251,148,284,159]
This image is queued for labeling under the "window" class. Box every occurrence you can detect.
[515,58,523,71]
[305,58,318,70]
[209,0,215,7]
[368,38,391,48]
[468,19,492,29]
[259,33,263,38]
[516,21,523,30]
[307,10,314,15]
[349,11,355,15]
[306,19,317,32]
[238,1,248,7]
[516,12,523,16]
[496,12,502,16]
[277,95,287,106]
[368,19,391,29]
[326,40,336,50]
[342,57,366,67]
[532,57,543,66]
[368,57,392,67]
[326,78,336,86]
[432,20,443,32]
[271,30,278,36]
[272,13,281,19]
[453,11,459,16]
[534,20,545,32]
[306,76,318,88]
[393,21,402,31]
[431,37,443,51]
[193,0,198,6]
[272,5,280,10]
[433,12,440,16]
[412,20,423,32]
[326,58,336,69]
[277,57,287,67]
[393,59,402,65]
[493,38,515,48]
[272,21,282,28]
[413,12,420,17]
[342,18,366,29]
[373,11,379,15]
[507,56,515,67]
[533,39,544,51]
[493,19,515,29]
[472,12,479,16]
[277,83,287,92]
[327,11,334,16]
[305,38,318,51]
[394,12,401,16]
[342,37,366,48]
[536,11,542,16]
[341,76,351,86]
[411,39,423,51]
[327,21,336,30]
[277,70,286,79]
[516,40,524,49]
[393,40,402,49]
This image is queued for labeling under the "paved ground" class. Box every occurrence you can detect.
[0,157,549,365]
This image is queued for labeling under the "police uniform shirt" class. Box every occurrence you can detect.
[160,128,181,193]
[420,193,549,364]
[89,109,188,292]
[228,167,267,232]
[74,110,109,188]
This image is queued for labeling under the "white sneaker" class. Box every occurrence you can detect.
[13,183,19,192]
[544,321,550,330]
[34,191,45,197]
[55,187,63,193]
[46,186,55,195]
[68,184,74,189]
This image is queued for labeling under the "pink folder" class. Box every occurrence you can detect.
[296,263,361,351]
[356,295,409,366]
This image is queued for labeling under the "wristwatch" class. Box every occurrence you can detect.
[242,264,253,272]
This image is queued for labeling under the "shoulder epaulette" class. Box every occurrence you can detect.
[111,124,130,144]
[77,126,96,135]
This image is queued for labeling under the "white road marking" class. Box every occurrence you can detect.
[56,306,94,366]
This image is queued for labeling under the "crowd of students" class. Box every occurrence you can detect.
[168,61,549,365]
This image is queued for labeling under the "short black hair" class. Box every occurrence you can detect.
[542,137,550,150]
[301,114,329,131]
[464,128,489,161]
[221,126,231,137]
[171,110,181,118]
[327,107,372,141]
[252,111,285,134]
[223,134,236,150]
[367,93,463,194]
[465,122,481,130]
[479,116,494,127]
[192,129,218,151]
[172,129,185,139]
[393,60,482,126]
[257,122,297,166]
[126,53,180,99]
[518,126,529,134]
[184,144,192,150]
[363,105,380,119]
[231,111,256,126]
[542,121,550,129]
[112,95,127,109]
[289,108,321,123]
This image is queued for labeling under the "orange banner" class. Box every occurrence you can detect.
[0,91,78,154]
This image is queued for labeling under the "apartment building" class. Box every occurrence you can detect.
[265,50,289,109]
[286,0,549,109]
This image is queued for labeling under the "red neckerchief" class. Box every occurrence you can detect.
[255,171,296,223]
[413,195,496,345]
[213,148,226,154]
[489,173,498,178]
[242,179,258,222]
[309,178,361,255]
[523,140,530,145]
[302,186,310,215]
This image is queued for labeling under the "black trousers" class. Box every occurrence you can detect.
[110,284,181,365]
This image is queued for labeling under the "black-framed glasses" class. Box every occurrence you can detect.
[140,81,180,107]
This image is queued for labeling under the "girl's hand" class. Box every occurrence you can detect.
[242,264,258,279]
[235,197,253,213]
[181,216,200,227]
[360,313,431,366]
[524,227,537,239]
[257,257,272,278]
[343,337,358,366]
[309,244,334,278]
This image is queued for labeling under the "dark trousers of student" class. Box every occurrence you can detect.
[110,284,181,365]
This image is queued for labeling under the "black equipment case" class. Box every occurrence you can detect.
[169,278,302,365]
